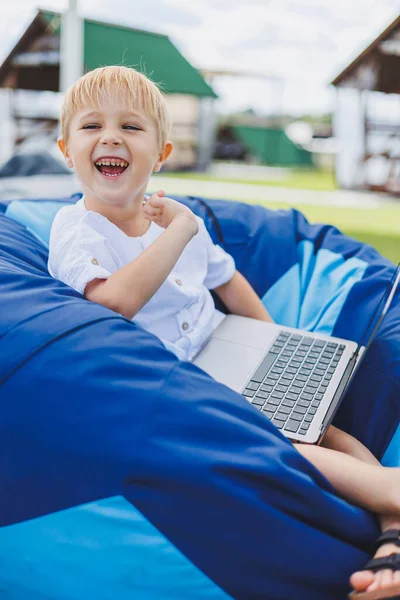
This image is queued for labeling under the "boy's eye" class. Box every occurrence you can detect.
[123,125,141,131]
[82,124,100,129]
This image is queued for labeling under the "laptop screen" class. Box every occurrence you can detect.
[355,262,400,359]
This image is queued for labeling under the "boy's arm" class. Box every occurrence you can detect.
[213,270,274,322]
[85,194,198,320]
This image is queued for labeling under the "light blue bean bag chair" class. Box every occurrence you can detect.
[0,194,399,600]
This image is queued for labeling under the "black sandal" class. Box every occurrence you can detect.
[349,529,400,600]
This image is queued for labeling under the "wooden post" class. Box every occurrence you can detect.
[360,89,368,188]
[59,0,84,93]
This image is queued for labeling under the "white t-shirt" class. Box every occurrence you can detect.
[48,198,236,360]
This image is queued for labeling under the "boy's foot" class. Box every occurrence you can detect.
[350,541,400,597]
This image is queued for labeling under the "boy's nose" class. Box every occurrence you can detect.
[100,131,123,145]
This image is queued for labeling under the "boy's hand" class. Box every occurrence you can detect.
[143,190,199,235]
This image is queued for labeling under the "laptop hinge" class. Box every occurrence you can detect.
[320,354,357,433]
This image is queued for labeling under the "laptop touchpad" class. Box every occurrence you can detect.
[193,338,263,393]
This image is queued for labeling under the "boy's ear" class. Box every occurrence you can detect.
[153,141,173,172]
[57,136,74,169]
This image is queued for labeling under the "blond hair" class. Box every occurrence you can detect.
[60,66,172,150]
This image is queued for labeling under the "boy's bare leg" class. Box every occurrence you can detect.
[295,441,397,514]
[321,425,381,466]
[294,426,400,594]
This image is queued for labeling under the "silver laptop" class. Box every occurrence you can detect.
[193,264,400,444]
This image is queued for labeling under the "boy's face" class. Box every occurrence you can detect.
[59,94,172,209]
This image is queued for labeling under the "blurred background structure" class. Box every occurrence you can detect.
[332,15,400,194]
[0,5,217,171]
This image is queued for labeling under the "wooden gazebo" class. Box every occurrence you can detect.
[332,15,400,193]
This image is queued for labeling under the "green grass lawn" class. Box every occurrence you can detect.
[252,200,400,264]
[165,168,338,191]
[162,169,399,262]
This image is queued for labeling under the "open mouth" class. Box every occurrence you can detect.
[94,158,129,178]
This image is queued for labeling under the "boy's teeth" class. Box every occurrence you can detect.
[95,160,128,167]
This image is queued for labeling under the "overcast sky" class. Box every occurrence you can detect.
[1,0,400,115]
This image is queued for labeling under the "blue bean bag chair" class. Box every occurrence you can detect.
[0,194,399,600]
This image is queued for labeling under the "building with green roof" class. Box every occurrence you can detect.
[0,9,217,170]
[232,126,313,167]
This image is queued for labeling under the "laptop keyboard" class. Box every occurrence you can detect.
[241,332,345,436]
